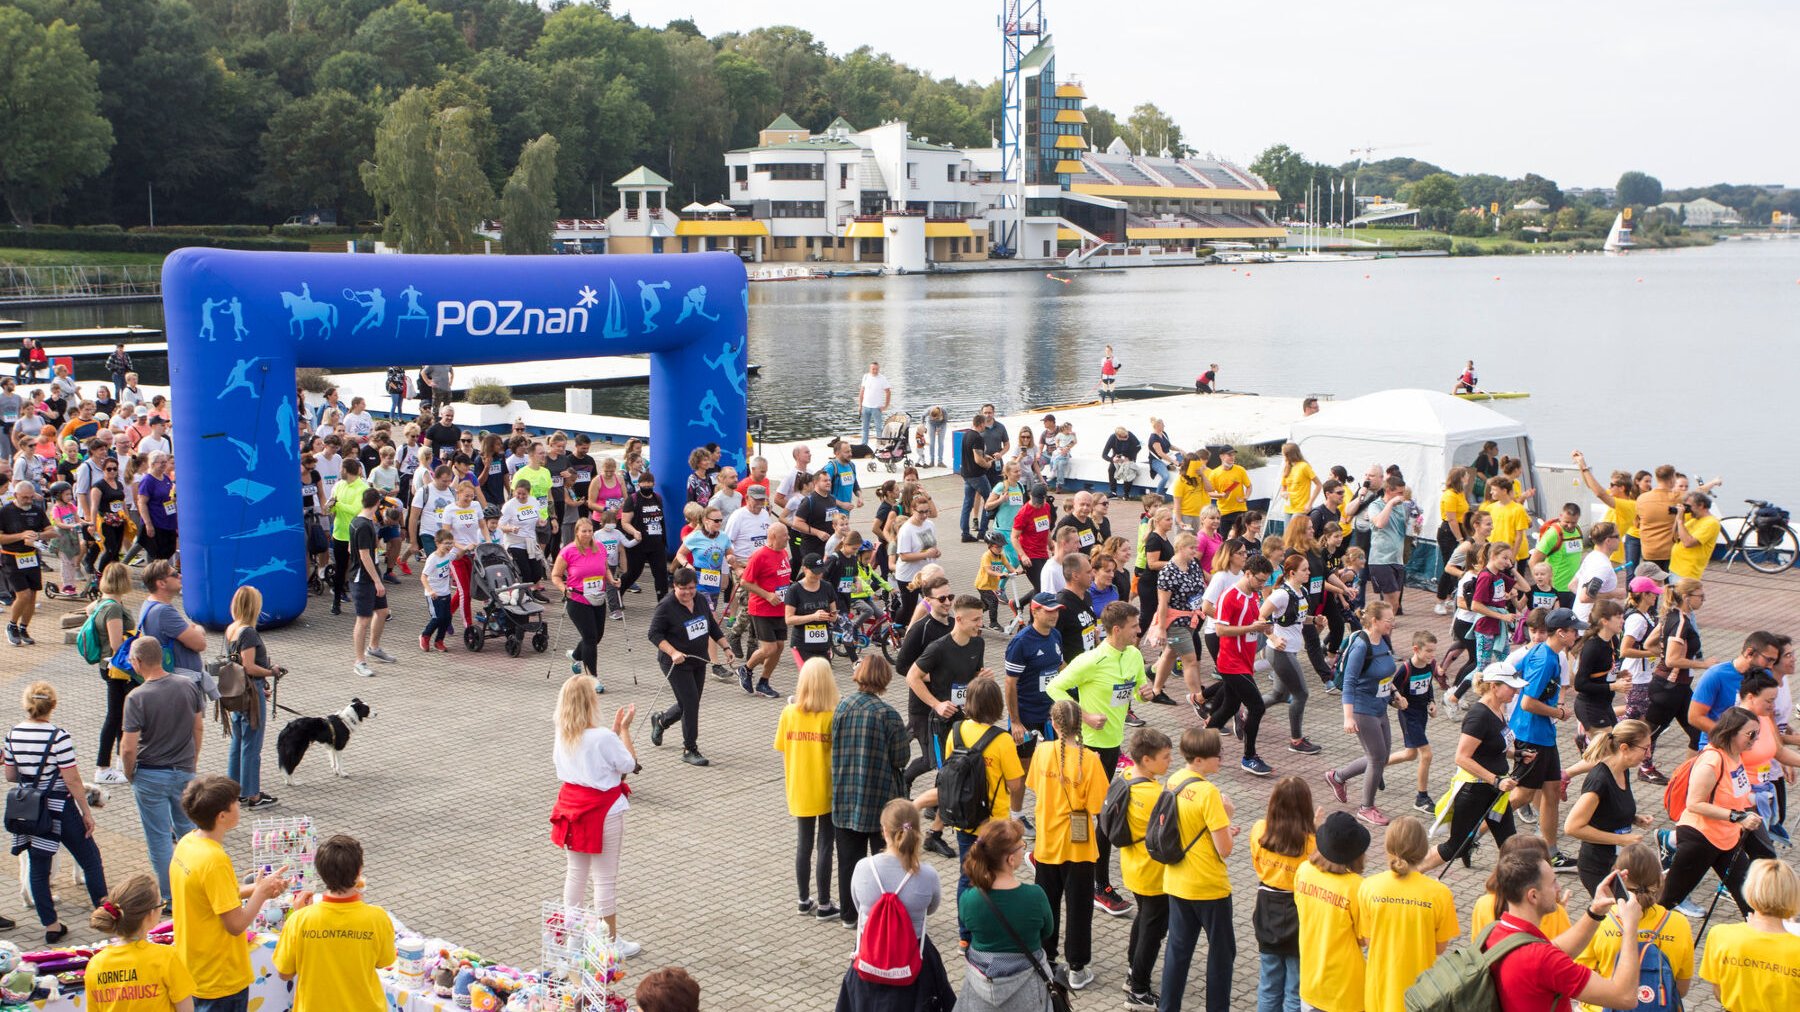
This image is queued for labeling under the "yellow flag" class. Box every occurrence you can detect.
[1623,207,1633,221]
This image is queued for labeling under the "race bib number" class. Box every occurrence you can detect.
[1730,765,1751,796]
[804,624,828,644]
[699,568,721,589]
[988,562,1008,576]
[838,577,853,594]
[751,534,767,548]
[517,507,538,523]
[1309,576,1324,597]
[1562,539,1580,554]
[838,472,854,488]
[1034,515,1050,533]
[1081,614,1098,651]
[1110,682,1133,706]
[581,576,604,600]
[684,617,708,640]
[1376,678,1393,698]
[1040,674,1056,693]
[1009,491,1023,506]
[108,501,124,515]
[1078,531,1095,548]
[1410,673,1433,693]
[949,684,967,707]
[12,552,37,570]
[0,410,15,423]
[825,507,842,523]
[646,520,663,535]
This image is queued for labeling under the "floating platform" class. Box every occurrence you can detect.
[0,325,162,346]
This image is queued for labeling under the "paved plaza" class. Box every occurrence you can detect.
[4,475,1788,1011]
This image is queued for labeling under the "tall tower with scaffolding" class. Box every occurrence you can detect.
[996,0,1043,254]
[995,1,1087,256]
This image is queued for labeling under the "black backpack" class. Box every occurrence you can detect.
[385,366,407,396]
[938,721,1005,833]
[1144,775,1211,864]
[1097,774,1154,847]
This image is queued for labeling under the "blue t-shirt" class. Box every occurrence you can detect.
[1691,660,1744,748]
[137,599,202,675]
[679,531,730,594]
[1342,633,1399,716]
[1508,642,1562,746]
[1003,625,1063,732]
[825,460,859,507]
[1088,583,1120,614]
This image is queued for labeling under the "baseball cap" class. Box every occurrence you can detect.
[1544,608,1587,632]
[858,538,876,552]
[148,415,166,425]
[1627,576,1664,596]
[1030,592,1064,610]
[1634,561,1671,585]
[1041,413,1056,422]
[746,484,767,499]
[1480,661,1526,688]
[801,553,825,571]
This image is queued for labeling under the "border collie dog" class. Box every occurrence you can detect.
[277,698,372,784]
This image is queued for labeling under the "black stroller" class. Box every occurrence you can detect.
[464,542,549,656]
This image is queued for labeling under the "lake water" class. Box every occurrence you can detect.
[15,238,1800,506]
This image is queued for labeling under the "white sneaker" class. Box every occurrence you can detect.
[1433,601,1450,616]
[95,767,128,785]
[353,661,376,678]
[614,938,642,958]
[366,646,397,663]
[1065,966,1094,990]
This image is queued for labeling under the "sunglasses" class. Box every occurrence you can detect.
[932,594,954,603]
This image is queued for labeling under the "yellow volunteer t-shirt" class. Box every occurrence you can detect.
[1207,465,1250,515]
[272,896,397,1012]
[1702,922,1800,1009]
[1295,861,1365,1012]
[85,938,196,1012]
[1283,462,1316,515]
[975,549,1006,593]
[946,720,1023,826]
[1248,819,1313,891]
[1469,892,1571,941]
[1607,497,1639,562]
[1177,461,1210,519]
[1482,501,1531,553]
[1358,870,1459,1012]
[1670,514,1721,581]
[1119,778,1165,898]
[171,831,252,999]
[1438,489,1469,530]
[1160,771,1231,901]
[1025,739,1107,865]
[773,705,833,818]
[1574,905,1692,1012]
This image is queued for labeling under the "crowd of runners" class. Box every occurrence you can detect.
[0,358,1795,1012]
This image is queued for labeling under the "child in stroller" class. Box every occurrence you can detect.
[464,540,549,656]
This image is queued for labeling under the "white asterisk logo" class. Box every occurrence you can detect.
[576,285,598,308]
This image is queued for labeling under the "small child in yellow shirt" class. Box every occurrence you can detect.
[974,532,1018,630]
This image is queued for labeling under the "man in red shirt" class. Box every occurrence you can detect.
[1483,850,1644,1012]
[734,455,771,500]
[1010,484,1053,591]
[1206,554,1275,776]
[739,522,791,699]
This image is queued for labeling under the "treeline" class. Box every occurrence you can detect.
[0,0,1184,232]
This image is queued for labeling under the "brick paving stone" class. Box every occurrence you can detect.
[2,479,1784,1011]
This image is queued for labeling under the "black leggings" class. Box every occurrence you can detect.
[1206,672,1265,758]
[565,598,606,677]
[623,540,668,597]
[833,826,880,926]
[1645,679,1698,764]
[96,523,124,574]
[657,655,706,752]
[1436,780,1517,864]
[1302,621,1331,683]
[1036,860,1096,970]
[1093,746,1120,890]
[96,674,131,767]
[1024,556,1046,592]
[796,813,835,904]
[332,538,350,603]
[1658,825,1775,917]
[1435,525,1460,600]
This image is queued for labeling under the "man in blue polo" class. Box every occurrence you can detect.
[1508,607,1584,871]
[1687,630,1782,747]
[1003,593,1064,751]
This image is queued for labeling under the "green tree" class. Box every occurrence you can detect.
[359,87,493,251]
[904,81,981,149]
[1449,210,1490,237]
[713,49,778,151]
[725,25,829,125]
[531,63,646,211]
[349,0,471,89]
[1399,172,1459,229]
[1250,144,1318,217]
[255,88,378,222]
[822,47,907,133]
[1084,106,1122,152]
[1124,102,1188,157]
[1456,173,1507,212]
[499,132,558,253]
[1615,170,1662,208]
[0,10,113,224]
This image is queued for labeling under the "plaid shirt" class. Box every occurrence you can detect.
[829,691,909,833]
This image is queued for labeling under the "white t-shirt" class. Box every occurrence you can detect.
[1452,570,1479,626]
[316,452,342,495]
[1039,557,1065,596]
[1621,609,1656,684]
[343,411,374,439]
[553,727,636,810]
[412,481,456,537]
[438,502,482,547]
[775,467,809,504]
[1200,569,1236,634]
[722,506,772,559]
[422,548,459,596]
[1265,584,1306,653]
[893,519,936,583]
[1571,550,1616,622]
[499,497,541,550]
[859,373,892,410]
[137,434,172,458]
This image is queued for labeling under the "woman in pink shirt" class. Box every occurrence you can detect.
[553,517,610,690]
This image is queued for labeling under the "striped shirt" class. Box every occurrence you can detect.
[3,722,74,851]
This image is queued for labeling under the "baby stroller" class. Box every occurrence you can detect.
[866,411,912,473]
[464,542,549,657]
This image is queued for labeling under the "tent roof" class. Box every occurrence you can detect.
[679,201,708,213]
[1290,389,1525,446]
[702,201,735,213]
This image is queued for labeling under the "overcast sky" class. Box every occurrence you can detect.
[610,0,1792,189]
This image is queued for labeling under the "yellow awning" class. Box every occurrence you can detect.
[1053,160,1084,175]
[1055,84,1086,98]
[673,220,769,237]
[924,221,974,238]
[1056,228,1081,241]
[842,221,884,238]
[1053,135,1087,150]
[1073,183,1282,202]
[1126,226,1287,240]
[1055,110,1087,124]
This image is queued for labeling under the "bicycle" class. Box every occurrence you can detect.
[831,593,903,664]
[1716,499,1798,574]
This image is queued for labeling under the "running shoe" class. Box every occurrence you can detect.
[1149,691,1177,706]
[680,751,710,767]
[94,768,128,786]
[1517,803,1537,825]
[1355,806,1390,827]
[610,609,624,621]
[923,832,956,859]
[4,625,19,647]
[1241,756,1274,777]
[1673,898,1704,918]
[433,640,448,652]
[1414,791,1434,814]
[740,667,755,696]
[815,903,841,920]
[1288,738,1322,755]
[797,900,816,915]
[1065,967,1094,991]
[1123,989,1160,1010]
[381,571,400,585]
[649,711,667,747]
[353,661,375,678]
[1018,814,1035,840]
[15,628,31,646]
[419,634,431,653]
[399,560,412,576]
[1123,709,1146,728]
[1441,690,1461,714]
[1324,770,1348,803]
[366,646,396,663]
[1549,852,1577,873]
[1093,885,1133,917]
[754,680,781,699]
[1638,764,1669,786]
[1323,683,1341,695]
[1656,828,1676,869]
[1433,601,1449,616]
[245,794,280,809]
[614,939,642,958]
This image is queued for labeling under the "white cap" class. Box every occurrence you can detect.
[1480,661,1526,689]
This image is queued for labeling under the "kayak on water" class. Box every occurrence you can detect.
[1453,391,1530,401]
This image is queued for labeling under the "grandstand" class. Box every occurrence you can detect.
[1053,140,1285,247]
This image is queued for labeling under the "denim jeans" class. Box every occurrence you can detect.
[194,989,249,1012]
[927,421,947,466]
[1150,456,1173,494]
[1258,951,1300,1012]
[132,767,196,900]
[956,829,976,942]
[25,799,108,926]
[390,393,404,416]
[227,679,267,799]
[1160,895,1234,1012]
[960,474,992,538]
[860,406,883,445]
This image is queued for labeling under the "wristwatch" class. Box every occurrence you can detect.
[1728,810,1748,824]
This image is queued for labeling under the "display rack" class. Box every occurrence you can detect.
[250,815,319,933]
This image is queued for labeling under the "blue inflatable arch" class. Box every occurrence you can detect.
[164,249,748,627]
